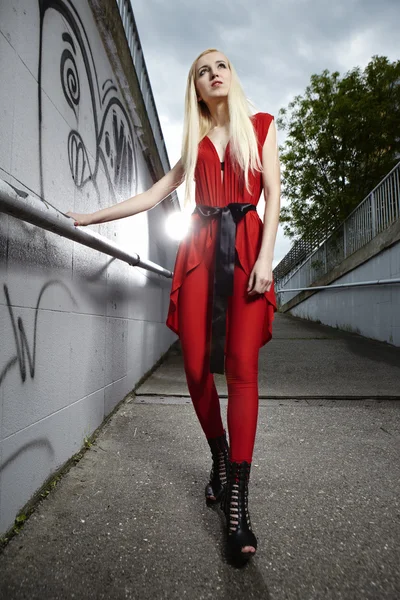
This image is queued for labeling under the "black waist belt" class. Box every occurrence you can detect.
[193,203,257,374]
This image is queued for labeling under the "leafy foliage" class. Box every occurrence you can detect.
[277,56,400,240]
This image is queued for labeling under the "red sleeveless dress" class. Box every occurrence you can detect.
[166,112,277,349]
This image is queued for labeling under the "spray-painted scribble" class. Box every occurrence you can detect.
[0,439,55,474]
[0,281,76,387]
[38,0,138,205]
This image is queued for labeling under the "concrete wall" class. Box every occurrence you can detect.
[0,0,178,535]
[281,240,400,346]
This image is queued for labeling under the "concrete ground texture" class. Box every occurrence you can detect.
[0,312,399,599]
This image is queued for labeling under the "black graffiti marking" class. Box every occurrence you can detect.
[0,439,55,474]
[60,32,80,117]
[38,0,138,205]
[5,285,35,382]
[101,79,118,106]
[38,0,102,202]
[97,98,135,197]
[68,130,92,188]
[104,131,113,168]
[0,357,18,389]
[0,281,77,388]
[112,109,133,191]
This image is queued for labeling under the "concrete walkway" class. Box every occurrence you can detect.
[1,313,400,599]
[136,313,400,398]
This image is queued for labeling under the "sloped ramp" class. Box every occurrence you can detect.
[136,313,400,398]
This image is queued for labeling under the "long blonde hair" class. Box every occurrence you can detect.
[181,48,263,208]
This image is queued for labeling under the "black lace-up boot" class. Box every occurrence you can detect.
[221,460,257,563]
[205,430,229,505]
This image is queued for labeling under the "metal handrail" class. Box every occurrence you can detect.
[274,160,400,285]
[344,159,400,223]
[276,278,400,294]
[0,179,173,279]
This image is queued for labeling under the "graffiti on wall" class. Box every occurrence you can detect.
[38,0,138,205]
[0,2,146,521]
[0,282,76,388]
[1,3,139,386]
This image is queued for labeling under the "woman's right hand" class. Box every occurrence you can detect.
[66,212,93,226]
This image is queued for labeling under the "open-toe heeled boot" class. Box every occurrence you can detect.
[205,430,229,505]
[221,460,258,563]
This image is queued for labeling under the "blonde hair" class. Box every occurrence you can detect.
[181,48,263,208]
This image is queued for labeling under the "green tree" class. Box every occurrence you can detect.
[277,55,400,240]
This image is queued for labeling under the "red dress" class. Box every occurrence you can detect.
[166,112,277,349]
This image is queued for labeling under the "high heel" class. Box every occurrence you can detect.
[221,460,257,563]
[205,430,229,505]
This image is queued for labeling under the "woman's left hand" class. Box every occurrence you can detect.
[247,257,273,296]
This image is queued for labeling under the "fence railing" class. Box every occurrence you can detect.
[276,278,400,294]
[275,161,400,291]
[0,179,173,279]
[115,0,171,177]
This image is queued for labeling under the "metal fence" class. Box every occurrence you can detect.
[275,161,400,293]
[115,0,171,177]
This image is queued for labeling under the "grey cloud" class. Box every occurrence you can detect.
[133,0,399,127]
[129,0,400,258]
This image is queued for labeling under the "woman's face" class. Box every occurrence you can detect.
[194,51,231,105]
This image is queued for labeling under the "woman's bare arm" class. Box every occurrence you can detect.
[258,119,281,261]
[247,117,281,295]
[67,158,185,225]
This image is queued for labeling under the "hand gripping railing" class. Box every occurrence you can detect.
[0,179,173,279]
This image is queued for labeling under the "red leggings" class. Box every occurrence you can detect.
[178,258,266,463]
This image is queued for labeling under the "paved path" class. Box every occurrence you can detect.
[1,313,399,599]
[136,313,400,398]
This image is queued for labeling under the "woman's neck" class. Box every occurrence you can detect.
[207,101,229,129]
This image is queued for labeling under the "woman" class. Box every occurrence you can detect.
[68,47,280,564]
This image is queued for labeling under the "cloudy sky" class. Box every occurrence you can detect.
[130,0,400,267]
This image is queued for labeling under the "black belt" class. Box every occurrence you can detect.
[193,203,257,374]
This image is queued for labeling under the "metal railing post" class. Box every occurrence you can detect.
[370,191,376,238]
